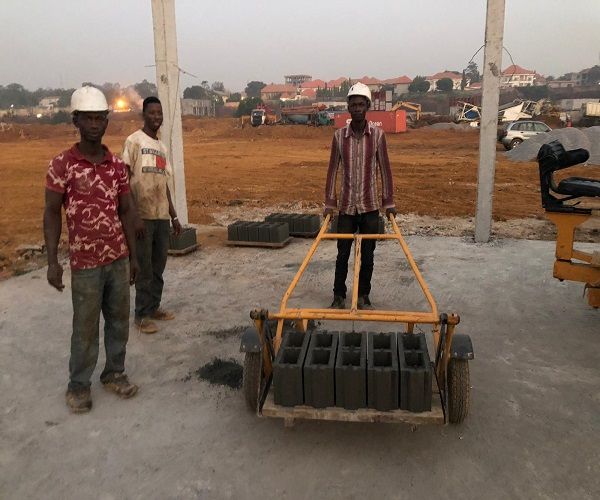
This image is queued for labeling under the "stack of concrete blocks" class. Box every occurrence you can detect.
[273,331,310,406]
[329,216,386,234]
[265,213,321,236]
[367,332,399,411]
[398,333,432,412]
[227,220,289,243]
[335,332,367,410]
[303,332,339,408]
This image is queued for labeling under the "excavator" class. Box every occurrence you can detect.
[391,101,421,121]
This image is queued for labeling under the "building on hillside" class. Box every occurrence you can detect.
[576,66,600,86]
[382,76,412,95]
[426,71,465,91]
[466,82,482,90]
[39,96,60,110]
[299,88,317,99]
[501,65,541,87]
[284,74,312,87]
[181,98,215,117]
[327,77,348,89]
[300,79,327,90]
[261,84,298,101]
[355,76,383,92]
[548,80,577,89]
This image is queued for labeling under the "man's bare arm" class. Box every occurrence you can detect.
[43,189,65,291]
[118,193,140,285]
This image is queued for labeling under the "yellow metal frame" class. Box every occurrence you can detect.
[546,210,600,308]
[251,214,460,388]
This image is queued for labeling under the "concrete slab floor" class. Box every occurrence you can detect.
[1,235,599,500]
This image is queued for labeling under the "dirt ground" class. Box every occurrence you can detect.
[1,116,599,498]
[1,235,599,499]
[1,115,599,276]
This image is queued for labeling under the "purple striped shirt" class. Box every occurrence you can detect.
[325,122,395,214]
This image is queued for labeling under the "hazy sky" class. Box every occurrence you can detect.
[1,0,599,92]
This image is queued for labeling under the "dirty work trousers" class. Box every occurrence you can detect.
[69,257,130,390]
[135,219,170,320]
[333,210,380,298]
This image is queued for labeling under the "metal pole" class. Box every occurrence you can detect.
[151,0,189,225]
[474,0,505,242]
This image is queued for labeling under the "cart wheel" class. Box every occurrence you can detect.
[447,358,470,424]
[243,352,262,412]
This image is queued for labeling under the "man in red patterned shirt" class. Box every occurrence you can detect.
[44,86,140,413]
[324,82,396,310]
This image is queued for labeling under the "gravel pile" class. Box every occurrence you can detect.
[426,122,474,131]
[505,127,600,165]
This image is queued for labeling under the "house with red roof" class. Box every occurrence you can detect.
[426,71,465,91]
[501,65,541,87]
[260,84,298,101]
[382,75,412,94]
[300,79,327,89]
[327,77,348,88]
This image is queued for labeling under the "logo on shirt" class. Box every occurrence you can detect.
[141,147,167,173]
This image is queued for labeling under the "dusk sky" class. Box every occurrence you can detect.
[1,0,599,92]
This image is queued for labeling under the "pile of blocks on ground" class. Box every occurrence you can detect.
[273,331,433,412]
[227,213,321,244]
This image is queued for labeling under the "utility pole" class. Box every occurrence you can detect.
[474,0,505,242]
[151,0,188,225]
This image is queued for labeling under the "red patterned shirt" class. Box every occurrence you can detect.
[45,144,130,270]
[325,122,395,214]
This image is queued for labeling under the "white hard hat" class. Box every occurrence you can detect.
[70,86,108,112]
[347,82,372,103]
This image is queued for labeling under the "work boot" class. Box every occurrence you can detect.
[65,386,92,414]
[357,295,374,310]
[150,308,175,321]
[330,295,345,309]
[135,317,159,334]
[102,373,139,399]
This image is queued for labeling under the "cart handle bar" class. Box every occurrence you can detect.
[274,214,439,325]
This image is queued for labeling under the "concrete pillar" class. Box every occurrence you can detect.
[474,0,505,242]
[151,0,189,224]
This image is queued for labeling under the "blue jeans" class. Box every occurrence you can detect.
[69,258,130,390]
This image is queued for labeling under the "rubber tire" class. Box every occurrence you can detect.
[447,358,470,424]
[243,352,262,412]
[509,138,523,149]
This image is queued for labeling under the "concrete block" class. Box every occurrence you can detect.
[169,226,197,251]
[302,214,321,233]
[288,214,303,233]
[367,332,399,411]
[304,332,338,408]
[273,331,310,407]
[236,221,249,241]
[340,331,364,349]
[269,222,289,243]
[258,223,272,242]
[335,333,367,410]
[227,221,241,241]
[247,222,261,242]
[398,333,432,412]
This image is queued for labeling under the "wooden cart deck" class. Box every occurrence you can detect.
[260,381,444,426]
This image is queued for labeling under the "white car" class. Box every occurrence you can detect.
[498,120,552,150]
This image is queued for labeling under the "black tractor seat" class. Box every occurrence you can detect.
[537,141,599,213]
[554,177,600,198]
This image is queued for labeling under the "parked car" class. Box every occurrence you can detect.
[498,120,552,150]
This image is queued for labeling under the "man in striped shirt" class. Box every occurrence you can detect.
[324,82,396,309]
